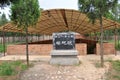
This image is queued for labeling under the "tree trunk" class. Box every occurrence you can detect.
[114,28,117,55]
[8,36,10,43]
[25,27,29,66]
[100,16,104,67]
[117,31,119,49]
[2,30,5,56]
[12,33,14,43]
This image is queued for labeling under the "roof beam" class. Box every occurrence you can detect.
[60,9,68,28]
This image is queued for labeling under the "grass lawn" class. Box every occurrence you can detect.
[0,43,9,53]
[106,60,120,80]
[0,44,4,53]
[0,60,28,80]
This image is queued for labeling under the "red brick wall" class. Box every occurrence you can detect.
[7,44,87,55]
[7,43,115,55]
[76,44,87,55]
[96,43,115,55]
[7,44,53,55]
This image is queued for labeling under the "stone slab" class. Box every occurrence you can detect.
[50,50,79,65]
[50,56,79,65]
[50,50,78,56]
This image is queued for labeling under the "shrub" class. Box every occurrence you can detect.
[20,64,28,71]
[0,61,28,76]
[112,60,120,71]
[0,44,5,53]
[11,60,22,66]
[106,60,120,80]
[0,62,15,76]
[115,42,120,51]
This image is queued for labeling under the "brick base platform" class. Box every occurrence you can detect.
[7,43,115,55]
[96,43,115,55]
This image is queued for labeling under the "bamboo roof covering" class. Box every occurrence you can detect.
[0,23,23,33]
[0,9,120,34]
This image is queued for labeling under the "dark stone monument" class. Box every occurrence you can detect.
[50,32,79,65]
[53,33,75,50]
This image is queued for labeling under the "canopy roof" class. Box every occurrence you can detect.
[0,9,120,35]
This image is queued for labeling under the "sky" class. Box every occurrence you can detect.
[39,0,78,10]
[0,6,10,19]
[0,0,78,19]
[1,0,120,19]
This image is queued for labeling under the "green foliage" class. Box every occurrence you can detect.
[11,60,22,66]
[0,62,15,76]
[111,4,120,21]
[0,44,6,53]
[0,13,9,26]
[78,0,118,23]
[10,0,40,29]
[106,60,120,80]
[93,61,102,68]
[0,61,27,76]
[112,60,120,71]
[20,64,28,71]
[78,0,118,67]
[0,44,3,53]
[104,11,115,20]
[94,62,101,68]
[0,0,19,8]
[0,43,12,53]
[11,0,40,66]
[115,42,120,50]
[102,4,120,40]
[104,3,120,23]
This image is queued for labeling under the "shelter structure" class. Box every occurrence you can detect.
[0,9,120,55]
[0,9,120,34]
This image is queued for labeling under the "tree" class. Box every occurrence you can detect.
[11,0,40,66]
[78,0,118,67]
[0,0,18,8]
[112,4,120,21]
[0,13,9,56]
[0,13,8,26]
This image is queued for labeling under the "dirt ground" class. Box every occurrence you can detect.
[19,55,116,80]
[0,54,120,80]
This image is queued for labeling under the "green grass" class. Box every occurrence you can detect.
[106,60,120,80]
[0,62,15,76]
[0,61,28,76]
[115,42,120,51]
[0,43,11,53]
[112,60,120,71]
[94,62,101,68]
[0,44,6,53]
[20,64,28,70]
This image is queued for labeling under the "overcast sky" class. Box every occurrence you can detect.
[2,0,120,18]
[39,0,78,10]
[0,0,78,19]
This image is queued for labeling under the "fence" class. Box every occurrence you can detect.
[0,35,52,44]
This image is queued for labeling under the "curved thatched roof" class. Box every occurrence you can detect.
[0,9,120,35]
